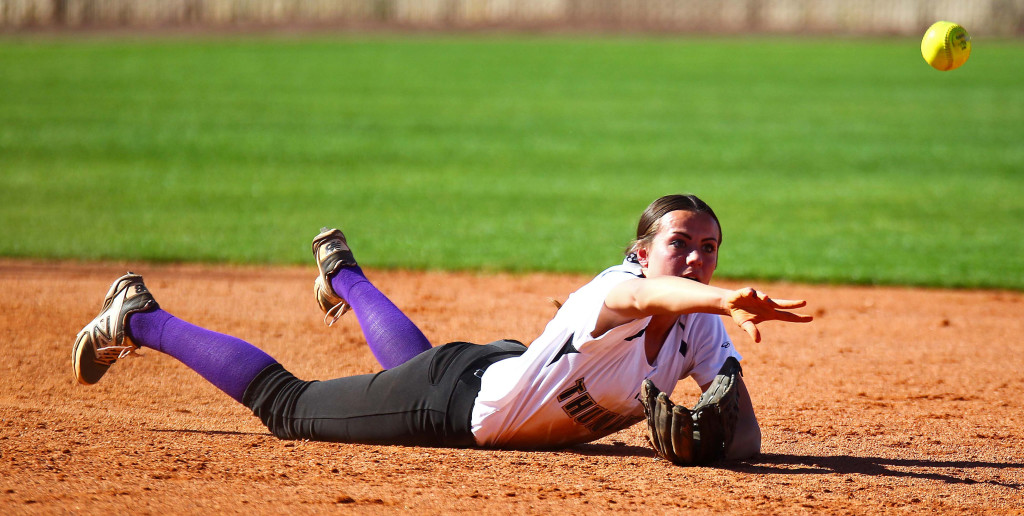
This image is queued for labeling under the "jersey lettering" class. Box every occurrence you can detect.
[563,392,595,415]
[557,377,644,433]
[556,378,586,402]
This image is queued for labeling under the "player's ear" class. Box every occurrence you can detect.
[636,247,649,267]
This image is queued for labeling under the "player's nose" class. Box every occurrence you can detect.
[685,249,702,266]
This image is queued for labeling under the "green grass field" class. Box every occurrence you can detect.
[1,35,1022,289]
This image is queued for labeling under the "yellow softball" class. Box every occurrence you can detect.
[921,21,971,71]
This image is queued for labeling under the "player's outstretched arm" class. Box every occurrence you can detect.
[597,277,812,340]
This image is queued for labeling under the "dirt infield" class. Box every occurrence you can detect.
[2,259,1022,514]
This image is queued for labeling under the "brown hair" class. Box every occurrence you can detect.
[625,194,722,258]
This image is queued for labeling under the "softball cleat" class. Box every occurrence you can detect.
[72,273,158,385]
[312,227,358,326]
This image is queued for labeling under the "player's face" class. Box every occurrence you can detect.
[636,210,720,284]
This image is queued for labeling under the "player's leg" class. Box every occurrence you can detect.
[724,376,761,460]
[313,228,431,369]
[73,273,277,404]
[243,340,525,446]
[73,275,525,446]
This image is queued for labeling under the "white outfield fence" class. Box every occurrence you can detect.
[2,0,1023,36]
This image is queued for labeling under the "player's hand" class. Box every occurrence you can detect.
[723,288,813,343]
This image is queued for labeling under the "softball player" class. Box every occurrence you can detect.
[72,194,811,458]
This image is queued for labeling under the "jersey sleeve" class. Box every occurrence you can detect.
[683,313,742,387]
[560,264,647,352]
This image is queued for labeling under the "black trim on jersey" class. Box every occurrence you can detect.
[595,261,645,280]
[624,328,646,341]
[678,321,688,356]
[548,334,579,366]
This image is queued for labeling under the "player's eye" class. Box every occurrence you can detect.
[702,243,717,254]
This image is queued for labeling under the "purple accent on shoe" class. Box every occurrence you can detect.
[329,266,431,369]
[127,309,278,404]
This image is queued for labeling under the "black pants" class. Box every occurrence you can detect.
[241,340,526,447]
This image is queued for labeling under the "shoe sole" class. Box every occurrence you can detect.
[73,325,110,385]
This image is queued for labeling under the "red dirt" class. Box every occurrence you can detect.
[2,259,1023,514]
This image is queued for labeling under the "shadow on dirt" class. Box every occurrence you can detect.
[567,442,655,458]
[151,428,271,437]
[140,430,1022,491]
[735,453,1023,489]
[565,445,1022,490]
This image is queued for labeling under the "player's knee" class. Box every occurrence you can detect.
[726,420,761,460]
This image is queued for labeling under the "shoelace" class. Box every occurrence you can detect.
[93,343,140,365]
[316,231,353,326]
[323,301,350,327]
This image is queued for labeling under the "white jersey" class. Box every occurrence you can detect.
[471,259,741,448]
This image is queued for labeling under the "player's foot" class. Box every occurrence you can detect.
[312,227,358,326]
[72,273,159,385]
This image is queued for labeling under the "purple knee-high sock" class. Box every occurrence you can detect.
[127,309,277,404]
[330,266,431,369]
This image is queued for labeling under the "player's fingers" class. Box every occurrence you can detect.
[772,309,814,323]
[770,298,807,309]
[741,321,761,343]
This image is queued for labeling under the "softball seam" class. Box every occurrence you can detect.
[943,24,955,71]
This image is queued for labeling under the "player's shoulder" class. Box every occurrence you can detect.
[577,260,644,296]
[559,259,644,313]
[594,258,644,281]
